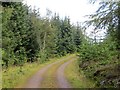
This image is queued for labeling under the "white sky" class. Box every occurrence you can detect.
[23,0,99,23]
[23,0,105,40]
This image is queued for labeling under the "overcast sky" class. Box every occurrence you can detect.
[23,0,100,23]
[23,0,105,40]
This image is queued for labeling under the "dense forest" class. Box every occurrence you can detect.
[1,2,82,67]
[79,1,120,88]
[1,0,120,88]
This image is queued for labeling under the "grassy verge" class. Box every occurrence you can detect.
[2,54,72,88]
[65,58,95,88]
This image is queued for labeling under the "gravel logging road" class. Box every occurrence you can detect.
[21,54,76,88]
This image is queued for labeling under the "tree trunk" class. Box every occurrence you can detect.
[43,32,46,51]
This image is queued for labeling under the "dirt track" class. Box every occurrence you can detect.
[57,59,73,88]
[22,55,76,88]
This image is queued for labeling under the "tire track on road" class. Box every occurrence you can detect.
[22,54,75,88]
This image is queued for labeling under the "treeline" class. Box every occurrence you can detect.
[78,1,120,88]
[1,2,82,68]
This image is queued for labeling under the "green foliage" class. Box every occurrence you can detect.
[79,42,116,62]
[86,1,120,57]
[78,1,120,88]
[79,37,119,87]
[2,2,82,67]
[55,17,76,56]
